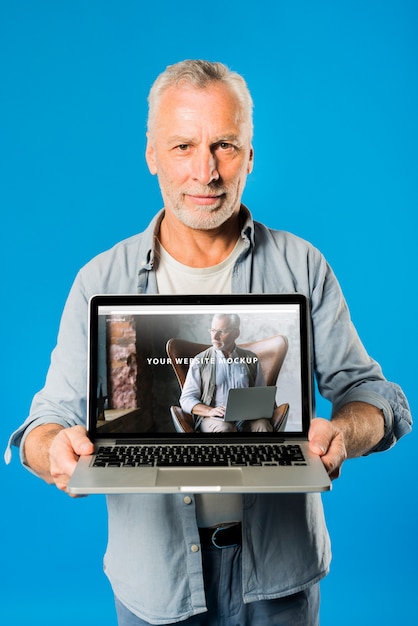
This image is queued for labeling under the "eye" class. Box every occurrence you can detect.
[176,144,190,151]
[215,141,238,154]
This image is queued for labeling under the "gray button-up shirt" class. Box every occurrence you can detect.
[6,207,412,624]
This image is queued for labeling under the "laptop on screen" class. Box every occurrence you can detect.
[68,293,331,494]
[223,386,277,422]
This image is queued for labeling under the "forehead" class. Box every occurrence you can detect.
[153,82,248,140]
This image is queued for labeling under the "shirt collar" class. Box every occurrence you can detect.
[141,205,255,272]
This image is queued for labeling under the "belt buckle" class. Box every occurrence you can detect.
[211,523,240,549]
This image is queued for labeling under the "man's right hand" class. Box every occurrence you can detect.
[206,406,226,418]
[49,426,94,493]
[191,403,226,419]
[24,424,94,495]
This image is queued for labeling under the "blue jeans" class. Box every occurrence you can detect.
[115,544,320,626]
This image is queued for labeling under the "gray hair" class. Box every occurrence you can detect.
[147,60,253,139]
[213,313,241,330]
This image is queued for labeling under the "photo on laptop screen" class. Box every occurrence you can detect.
[88,295,312,440]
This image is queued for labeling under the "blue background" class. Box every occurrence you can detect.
[1,1,416,624]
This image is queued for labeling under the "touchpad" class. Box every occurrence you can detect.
[156,468,243,489]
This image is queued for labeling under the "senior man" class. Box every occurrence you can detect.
[180,312,273,432]
[7,60,411,626]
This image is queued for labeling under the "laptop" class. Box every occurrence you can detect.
[223,386,277,422]
[68,293,331,494]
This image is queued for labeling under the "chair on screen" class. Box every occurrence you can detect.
[166,335,290,433]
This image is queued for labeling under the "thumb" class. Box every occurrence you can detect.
[308,418,330,456]
[67,425,94,456]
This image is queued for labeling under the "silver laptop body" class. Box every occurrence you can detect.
[68,294,331,494]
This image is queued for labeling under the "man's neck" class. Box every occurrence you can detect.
[158,211,242,268]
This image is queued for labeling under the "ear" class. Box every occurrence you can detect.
[145,133,158,175]
[247,146,254,174]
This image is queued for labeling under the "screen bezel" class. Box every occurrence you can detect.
[87,293,313,442]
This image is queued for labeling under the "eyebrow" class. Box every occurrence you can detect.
[166,134,242,146]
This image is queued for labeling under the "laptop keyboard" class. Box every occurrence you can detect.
[92,443,307,468]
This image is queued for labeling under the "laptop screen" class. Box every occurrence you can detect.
[88,294,313,440]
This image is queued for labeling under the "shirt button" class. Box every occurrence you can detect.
[183,496,192,505]
[191,544,200,553]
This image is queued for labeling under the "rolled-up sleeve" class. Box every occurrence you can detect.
[310,256,412,452]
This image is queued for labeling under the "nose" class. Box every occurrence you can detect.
[191,147,220,185]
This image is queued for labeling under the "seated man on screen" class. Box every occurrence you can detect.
[180,312,272,432]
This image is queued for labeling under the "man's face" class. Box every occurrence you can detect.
[146,82,254,231]
[209,315,240,354]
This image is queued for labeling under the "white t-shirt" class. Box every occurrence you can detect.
[155,236,245,295]
[155,238,245,527]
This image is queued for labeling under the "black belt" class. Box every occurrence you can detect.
[198,522,242,549]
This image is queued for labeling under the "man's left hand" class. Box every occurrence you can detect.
[308,418,347,480]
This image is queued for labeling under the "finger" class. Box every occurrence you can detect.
[67,425,94,456]
[308,418,332,456]
[49,426,93,492]
[317,435,347,480]
[308,418,346,480]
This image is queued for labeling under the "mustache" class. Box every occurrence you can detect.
[183,182,226,195]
